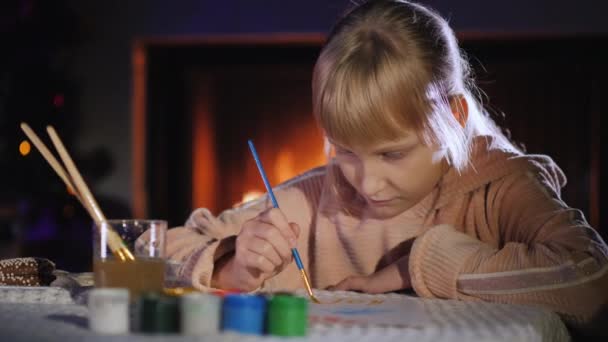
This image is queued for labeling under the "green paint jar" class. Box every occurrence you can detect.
[139,292,180,333]
[267,294,308,336]
[138,292,160,333]
[155,295,180,333]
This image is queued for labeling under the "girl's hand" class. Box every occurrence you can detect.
[328,255,411,294]
[214,208,300,291]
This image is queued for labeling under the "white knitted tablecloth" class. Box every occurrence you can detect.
[0,286,570,342]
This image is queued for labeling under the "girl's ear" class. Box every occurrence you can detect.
[449,95,469,128]
[323,135,335,158]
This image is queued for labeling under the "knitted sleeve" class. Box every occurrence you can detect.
[409,171,608,334]
[165,167,326,290]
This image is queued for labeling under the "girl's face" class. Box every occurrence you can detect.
[332,133,447,219]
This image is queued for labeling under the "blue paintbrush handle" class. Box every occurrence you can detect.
[292,248,304,270]
[249,139,305,271]
[248,140,279,208]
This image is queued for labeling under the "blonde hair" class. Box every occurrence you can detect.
[313,0,517,172]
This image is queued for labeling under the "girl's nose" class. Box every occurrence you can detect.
[360,165,385,198]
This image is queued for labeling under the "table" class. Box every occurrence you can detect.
[0,285,570,341]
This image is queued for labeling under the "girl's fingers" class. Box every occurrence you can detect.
[289,222,300,239]
[242,249,275,274]
[259,208,298,247]
[251,223,293,265]
[247,236,283,267]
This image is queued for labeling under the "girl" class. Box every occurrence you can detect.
[164,0,607,334]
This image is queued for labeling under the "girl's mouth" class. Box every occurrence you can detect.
[368,198,396,206]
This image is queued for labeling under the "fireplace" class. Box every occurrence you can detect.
[132,34,602,233]
[133,35,327,225]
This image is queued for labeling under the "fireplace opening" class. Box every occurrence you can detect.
[140,37,326,225]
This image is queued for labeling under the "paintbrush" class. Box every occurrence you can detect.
[248,140,320,303]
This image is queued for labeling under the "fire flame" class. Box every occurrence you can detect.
[241,190,264,204]
[237,144,326,207]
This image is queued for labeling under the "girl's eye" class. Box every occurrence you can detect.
[381,151,405,160]
[335,147,354,156]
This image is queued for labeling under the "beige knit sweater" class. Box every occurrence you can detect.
[165,136,607,331]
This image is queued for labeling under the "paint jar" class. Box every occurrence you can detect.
[139,292,160,333]
[88,288,130,334]
[139,292,180,333]
[156,295,180,332]
[180,292,221,335]
[267,294,308,336]
[222,294,267,335]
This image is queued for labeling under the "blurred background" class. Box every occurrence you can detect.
[0,0,605,272]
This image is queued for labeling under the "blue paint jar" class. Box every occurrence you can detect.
[222,294,267,335]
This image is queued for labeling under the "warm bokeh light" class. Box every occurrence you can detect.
[242,190,264,203]
[234,190,265,207]
[19,140,31,156]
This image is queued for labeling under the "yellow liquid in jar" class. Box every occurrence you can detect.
[93,257,165,299]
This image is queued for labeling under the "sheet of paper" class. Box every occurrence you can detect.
[308,293,430,327]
